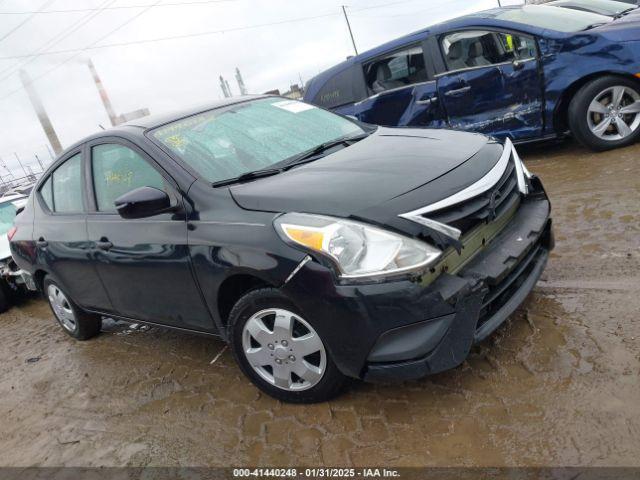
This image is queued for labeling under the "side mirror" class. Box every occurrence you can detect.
[114,186,173,219]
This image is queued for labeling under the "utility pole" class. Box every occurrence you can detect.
[87,58,118,127]
[0,156,6,190]
[34,153,44,171]
[341,6,358,56]
[44,144,54,161]
[14,152,28,178]
[19,69,63,155]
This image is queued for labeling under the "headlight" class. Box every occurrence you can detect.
[275,213,441,279]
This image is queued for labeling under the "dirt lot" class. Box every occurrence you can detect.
[0,140,638,468]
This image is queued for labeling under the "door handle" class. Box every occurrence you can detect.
[96,239,113,251]
[415,96,438,106]
[36,238,48,249]
[444,86,471,97]
[513,59,525,71]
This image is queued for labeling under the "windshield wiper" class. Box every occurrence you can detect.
[615,7,636,18]
[211,168,282,187]
[582,22,608,30]
[211,132,371,186]
[283,132,370,170]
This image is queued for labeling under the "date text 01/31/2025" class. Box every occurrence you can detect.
[232,468,401,477]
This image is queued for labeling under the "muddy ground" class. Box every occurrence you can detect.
[0,140,638,468]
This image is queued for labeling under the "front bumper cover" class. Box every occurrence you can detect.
[282,194,553,382]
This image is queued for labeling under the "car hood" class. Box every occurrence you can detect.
[593,16,640,41]
[230,127,503,231]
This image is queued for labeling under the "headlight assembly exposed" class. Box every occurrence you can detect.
[275,213,441,279]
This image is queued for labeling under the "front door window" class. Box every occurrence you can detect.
[441,30,536,72]
[91,143,166,212]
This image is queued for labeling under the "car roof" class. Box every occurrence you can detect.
[120,94,270,129]
[304,6,534,100]
[51,94,271,162]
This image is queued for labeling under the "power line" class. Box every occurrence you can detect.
[0,0,424,62]
[0,0,116,83]
[0,11,341,61]
[0,0,54,44]
[1,0,162,101]
[0,0,433,101]
[0,0,233,15]
[350,0,427,13]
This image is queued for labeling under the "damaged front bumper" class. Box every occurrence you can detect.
[282,191,553,382]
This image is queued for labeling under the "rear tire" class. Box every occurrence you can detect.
[44,277,101,340]
[227,288,348,403]
[568,75,640,151]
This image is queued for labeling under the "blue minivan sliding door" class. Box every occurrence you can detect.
[351,40,445,128]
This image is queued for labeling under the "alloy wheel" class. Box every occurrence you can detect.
[587,85,640,141]
[47,284,77,333]
[241,308,326,391]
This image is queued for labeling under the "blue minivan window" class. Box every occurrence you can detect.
[151,98,364,183]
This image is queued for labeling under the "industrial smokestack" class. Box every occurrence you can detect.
[235,67,248,95]
[87,58,119,126]
[19,69,63,156]
[219,75,231,98]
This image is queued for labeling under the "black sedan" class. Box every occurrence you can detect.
[10,96,553,403]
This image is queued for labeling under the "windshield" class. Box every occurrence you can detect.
[0,201,17,235]
[150,98,365,183]
[497,5,612,32]
[550,0,637,16]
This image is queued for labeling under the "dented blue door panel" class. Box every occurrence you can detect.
[437,59,543,140]
[339,81,447,128]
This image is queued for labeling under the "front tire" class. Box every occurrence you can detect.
[227,288,348,403]
[568,75,640,151]
[44,277,101,340]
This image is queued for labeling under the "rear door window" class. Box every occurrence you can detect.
[44,153,84,213]
[363,45,428,95]
[39,175,53,211]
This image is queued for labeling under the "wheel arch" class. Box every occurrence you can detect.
[33,269,49,293]
[217,273,273,332]
[553,71,640,134]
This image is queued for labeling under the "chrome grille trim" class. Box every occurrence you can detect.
[398,139,527,240]
[401,216,462,240]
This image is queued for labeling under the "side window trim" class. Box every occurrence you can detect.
[434,28,539,76]
[36,149,85,216]
[85,136,179,216]
[37,175,54,213]
[354,79,436,105]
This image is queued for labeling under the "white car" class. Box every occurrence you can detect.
[0,193,34,311]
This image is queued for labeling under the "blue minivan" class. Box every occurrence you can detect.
[304,5,640,150]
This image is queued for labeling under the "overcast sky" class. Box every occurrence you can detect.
[0,0,522,179]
